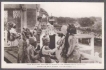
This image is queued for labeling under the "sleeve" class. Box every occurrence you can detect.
[50,48,57,54]
[30,47,40,60]
[42,46,50,55]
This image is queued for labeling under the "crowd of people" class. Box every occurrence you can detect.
[6,21,81,63]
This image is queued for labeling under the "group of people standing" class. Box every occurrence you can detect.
[6,20,81,63]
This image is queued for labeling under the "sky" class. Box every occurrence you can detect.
[40,3,104,18]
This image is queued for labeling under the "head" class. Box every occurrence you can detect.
[8,22,15,30]
[34,26,38,30]
[67,23,76,35]
[61,25,68,35]
[29,37,37,48]
[42,35,50,46]
[22,28,32,39]
[48,16,55,25]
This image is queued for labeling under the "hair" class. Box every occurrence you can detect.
[7,30,10,41]
[61,24,77,58]
[13,25,16,28]
[31,42,37,48]
[58,33,64,38]
[30,32,33,37]
[67,24,76,35]
[8,22,16,29]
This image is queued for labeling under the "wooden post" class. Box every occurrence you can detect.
[21,5,27,32]
[23,10,27,28]
[91,36,94,56]
[35,5,37,26]
[35,4,40,27]
[21,10,23,32]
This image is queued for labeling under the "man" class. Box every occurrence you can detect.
[41,35,59,63]
[26,36,41,63]
[40,35,51,63]
[18,27,32,63]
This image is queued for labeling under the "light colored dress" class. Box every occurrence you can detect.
[67,35,81,63]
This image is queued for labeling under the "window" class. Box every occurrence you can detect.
[13,10,21,18]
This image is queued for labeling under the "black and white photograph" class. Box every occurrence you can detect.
[1,2,104,69]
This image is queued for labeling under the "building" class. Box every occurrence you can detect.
[4,4,40,32]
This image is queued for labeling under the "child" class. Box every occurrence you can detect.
[26,37,40,63]
[41,35,59,63]
[41,35,52,63]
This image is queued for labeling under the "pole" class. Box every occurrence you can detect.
[21,4,27,32]
[91,36,94,56]
[35,4,40,27]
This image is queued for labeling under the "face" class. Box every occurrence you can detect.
[43,35,50,46]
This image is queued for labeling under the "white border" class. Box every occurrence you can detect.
[1,2,104,69]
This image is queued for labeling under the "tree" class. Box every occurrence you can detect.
[92,21,102,34]
[56,17,76,25]
[78,17,94,27]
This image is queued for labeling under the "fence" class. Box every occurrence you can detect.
[75,34,102,63]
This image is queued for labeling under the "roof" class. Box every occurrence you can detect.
[4,4,38,9]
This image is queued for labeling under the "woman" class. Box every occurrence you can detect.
[60,24,81,63]
[8,23,18,47]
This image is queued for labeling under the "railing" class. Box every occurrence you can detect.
[75,34,102,63]
[75,34,94,56]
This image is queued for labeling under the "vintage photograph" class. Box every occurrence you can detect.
[1,2,104,69]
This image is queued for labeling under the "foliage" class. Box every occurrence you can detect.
[55,17,76,25]
[78,17,94,27]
